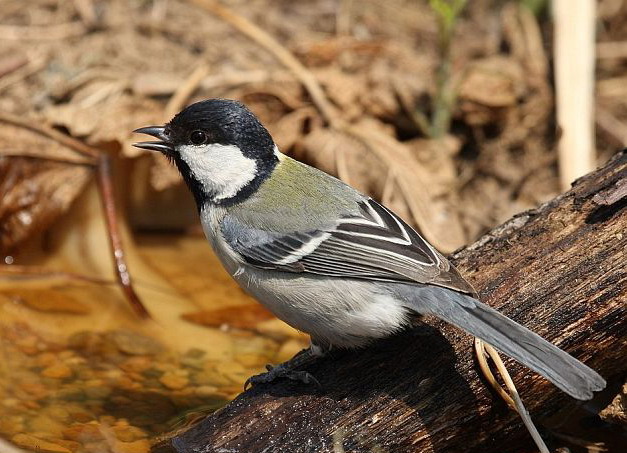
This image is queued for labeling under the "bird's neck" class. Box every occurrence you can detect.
[184,145,281,211]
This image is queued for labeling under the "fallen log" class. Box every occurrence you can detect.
[155,150,626,453]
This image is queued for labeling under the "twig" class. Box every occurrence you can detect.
[595,105,627,147]
[0,112,99,160]
[0,23,87,41]
[133,69,293,97]
[0,265,113,286]
[192,0,341,128]
[96,154,150,319]
[334,147,352,186]
[336,0,354,36]
[550,432,608,453]
[0,54,28,78]
[0,53,48,94]
[0,113,150,318]
[597,76,627,98]
[0,265,182,299]
[380,169,396,206]
[72,0,99,27]
[150,0,170,23]
[165,65,210,119]
[0,151,94,166]
[475,338,550,453]
[596,41,627,59]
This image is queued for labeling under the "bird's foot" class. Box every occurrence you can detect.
[244,363,321,390]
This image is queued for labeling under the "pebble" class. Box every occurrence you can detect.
[169,388,201,408]
[107,330,163,356]
[1,322,286,453]
[42,405,71,422]
[67,331,102,351]
[141,367,164,379]
[112,424,148,442]
[18,380,50,399]
[119,356,152,373]
[11,433,71,453]
[15,335,40,355]
[36,352,59,368]
[194,385,220,397]
[84,384,112,400]
[215,361,249,383]
[191,369,231,387]
[61,423,105,442]
[113,439,150,453]
[56,387,86,402]
[42,364,73,379]
[66,410,95,423]
[29,414,67,438]
[50,439,81,452]
[0,415,25,436]
[234,353,267,368]
[159,372,189,390]
[184,348,206,359]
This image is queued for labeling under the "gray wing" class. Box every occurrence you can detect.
[221,198,474,294]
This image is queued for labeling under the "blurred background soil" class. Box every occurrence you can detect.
[0,1,626,452]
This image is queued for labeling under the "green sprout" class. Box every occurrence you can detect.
[424,0,467,138]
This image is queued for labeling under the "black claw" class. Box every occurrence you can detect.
[243,363,321,389]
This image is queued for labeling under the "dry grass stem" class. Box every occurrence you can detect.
[0,22,86,40]
[0,53,49,94]
[193,0,341,128]
[165,65,210,119]
[553,0,596,190]
[596,106,627,147]
[475,339,550,453]
[0,112,99,160]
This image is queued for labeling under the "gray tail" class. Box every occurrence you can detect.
[406,287,606,400]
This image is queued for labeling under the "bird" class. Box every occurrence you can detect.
[134,98,606,400]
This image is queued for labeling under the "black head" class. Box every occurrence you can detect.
[134,99,279,208]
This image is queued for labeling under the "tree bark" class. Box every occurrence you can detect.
[154,151,627,453]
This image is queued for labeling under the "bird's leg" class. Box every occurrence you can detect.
[244,342,326,389]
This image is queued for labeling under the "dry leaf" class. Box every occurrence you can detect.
[43,94,163,158]
[182,304,275,330]
[458,57,524,108]
[267,107,320,151]
[299,127,384,195]
[1,289,90,314]
[0,122,93,253]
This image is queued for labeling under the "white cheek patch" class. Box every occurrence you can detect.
[178,143,257,201]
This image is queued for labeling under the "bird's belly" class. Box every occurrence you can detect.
[233,268,409,348]
[201,217,409,348]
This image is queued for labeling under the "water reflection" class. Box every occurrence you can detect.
[0,233,307,452]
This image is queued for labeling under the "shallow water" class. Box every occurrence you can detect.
[0,232,307,453]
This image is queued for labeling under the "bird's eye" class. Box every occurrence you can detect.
[190,130,207,145]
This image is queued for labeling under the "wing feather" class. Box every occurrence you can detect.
[222,198,474,294]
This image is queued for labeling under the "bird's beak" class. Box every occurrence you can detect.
[133,126,173,154]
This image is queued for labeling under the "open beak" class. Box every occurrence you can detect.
[133,126,173,154]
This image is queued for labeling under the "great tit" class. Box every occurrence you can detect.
[134,99,605,399]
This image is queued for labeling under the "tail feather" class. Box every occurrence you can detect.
[405,286,606,400]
